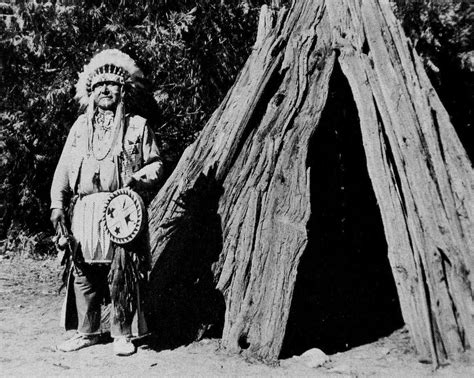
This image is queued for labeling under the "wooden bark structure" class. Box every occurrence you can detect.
[148,0,474,364]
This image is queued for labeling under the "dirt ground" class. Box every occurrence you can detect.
[0,255,473,377]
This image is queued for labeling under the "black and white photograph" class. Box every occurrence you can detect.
[0,0,473,376]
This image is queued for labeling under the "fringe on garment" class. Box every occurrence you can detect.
[108,245,140,326]
[58,196,148,324]
[57,196,80,293]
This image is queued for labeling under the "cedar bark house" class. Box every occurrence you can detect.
[146,0,474,365]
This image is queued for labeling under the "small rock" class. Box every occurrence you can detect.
[297,348,330,368]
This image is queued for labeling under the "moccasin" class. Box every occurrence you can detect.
[57,333,100,352]
[113,337,136,356]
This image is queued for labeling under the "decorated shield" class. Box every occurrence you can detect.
[102,188,145,244]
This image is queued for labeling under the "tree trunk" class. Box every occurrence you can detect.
[148,0,474,364]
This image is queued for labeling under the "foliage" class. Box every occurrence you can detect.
[0,1,265,240]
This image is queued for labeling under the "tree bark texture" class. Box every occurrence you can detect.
[148,0,474,364]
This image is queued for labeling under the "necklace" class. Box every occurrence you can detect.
[92,111,115,160]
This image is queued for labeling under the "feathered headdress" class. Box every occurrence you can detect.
[75,49,144,107]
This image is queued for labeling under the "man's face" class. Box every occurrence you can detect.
[93,81,121,110]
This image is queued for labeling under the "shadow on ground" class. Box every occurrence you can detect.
[145,167,225,351]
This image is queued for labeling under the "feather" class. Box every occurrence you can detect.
[75,49,144,107]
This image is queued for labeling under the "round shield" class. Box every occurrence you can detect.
[102,188,145,244]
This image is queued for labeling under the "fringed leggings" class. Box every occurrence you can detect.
[73,263,132,338]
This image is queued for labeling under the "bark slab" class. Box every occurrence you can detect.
[148,0,474,363]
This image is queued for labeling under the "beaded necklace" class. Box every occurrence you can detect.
[92,110,115,160]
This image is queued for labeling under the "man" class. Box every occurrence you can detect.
[50,49,163,356]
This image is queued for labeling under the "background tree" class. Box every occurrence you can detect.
[0,0,472,252]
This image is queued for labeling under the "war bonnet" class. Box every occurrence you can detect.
[75,49,144,107]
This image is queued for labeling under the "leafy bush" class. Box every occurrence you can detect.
[0,1,265,242]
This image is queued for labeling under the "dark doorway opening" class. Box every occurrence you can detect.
[280,62,404,358]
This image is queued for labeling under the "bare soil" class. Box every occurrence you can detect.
[1,255,473,377]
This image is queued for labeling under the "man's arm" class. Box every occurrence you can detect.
[50,120,78,228]
[127,124,164,189]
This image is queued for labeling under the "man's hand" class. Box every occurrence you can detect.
[124,176,138,190]
[50,208,66,230]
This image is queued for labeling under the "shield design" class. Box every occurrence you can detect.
[102,188,145,244]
